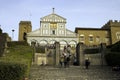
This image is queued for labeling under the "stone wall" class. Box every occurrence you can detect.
[33,42,60,66]
[46,49,55,66]
[76,43,106,66]
[0,33,7,56]
[35,53,47,65]
[85,53,103,65]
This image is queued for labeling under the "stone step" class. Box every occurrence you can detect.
[29,65,120,80]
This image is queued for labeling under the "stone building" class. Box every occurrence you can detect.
[17,9,120,65]
[75,20,120,46]
[0,28,11,42]
[18,9,120,48]
[18,21,32,41]
[102,20,120,44]
[26,9,78,49]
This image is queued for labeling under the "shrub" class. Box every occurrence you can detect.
[111,41,120,52]
[35,46,45,53]
[7,41,29,47]
[84,48,100,54]
[0,62,27,80]
[105,52,120,66]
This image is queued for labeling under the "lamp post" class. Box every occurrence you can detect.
[0,25,2,34]
[12,29,15,40]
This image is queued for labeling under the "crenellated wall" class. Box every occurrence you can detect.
[102,20,120,29]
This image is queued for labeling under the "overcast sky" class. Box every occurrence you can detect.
[0,0,120,40]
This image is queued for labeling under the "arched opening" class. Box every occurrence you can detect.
[40,40,48,46]
[60,40,68,50]
[49,40,56,44]
[69,41,77,47]
[23,32,27,41]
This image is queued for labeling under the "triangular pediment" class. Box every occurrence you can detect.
[41,13,66,23]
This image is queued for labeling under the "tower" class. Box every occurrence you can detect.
[18,21,32,41]
[102,20,120,44]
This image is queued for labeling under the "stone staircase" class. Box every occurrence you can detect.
[29,65,120,80]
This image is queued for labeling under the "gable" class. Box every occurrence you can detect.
[40,13,66,23]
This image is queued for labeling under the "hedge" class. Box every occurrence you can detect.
[105,52,120,66]
[35,46,45,53]
[0,62,27,80]
[105,41,120,66]
[110,41,120,52]
[107,41,120,52]
[7,41,29,47]
[84,48,100,54]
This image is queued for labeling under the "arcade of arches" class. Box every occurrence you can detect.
[30,39,77,50]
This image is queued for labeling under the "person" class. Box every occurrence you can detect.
[85,58,90,69]
[112,65,120,71]
[73,57,77,65]
[59,56,64,67]
[64,55,67,68]
[41,60,45,66]
[66,56,71,67]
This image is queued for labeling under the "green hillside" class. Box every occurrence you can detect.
[0,41,33,80]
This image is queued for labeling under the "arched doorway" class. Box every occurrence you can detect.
[60,40,68,50]
[23,32,27,41]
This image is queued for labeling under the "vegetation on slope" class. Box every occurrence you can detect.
[0,41,33,80]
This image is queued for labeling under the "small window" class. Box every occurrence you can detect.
[80,36,84,41]
[52,30,55,35]
[59,24,64,28]
[116,32,120,39]
[52,30,55,34]
[79,34,85,43]
[89,37,93,41]
[89,35,94,42]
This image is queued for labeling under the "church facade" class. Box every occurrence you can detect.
[26,10,78,49]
